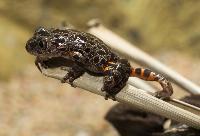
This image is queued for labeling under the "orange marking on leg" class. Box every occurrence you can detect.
[130,68,173,99]
[103,66,112,72]
[147,72,159,81]
[130,68,136,77]
[141,68,145,77]
[130,68,147,80]
[131,68,159,81]
[102,61,116,72]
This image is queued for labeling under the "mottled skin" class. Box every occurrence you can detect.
[26,27,173,100]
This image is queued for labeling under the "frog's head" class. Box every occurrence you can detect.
[26,27,68,58]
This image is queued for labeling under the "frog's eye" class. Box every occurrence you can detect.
[35,27,49,36]
[37,40,47,49]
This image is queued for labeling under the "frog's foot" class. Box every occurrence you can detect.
[61,65,85,87]
[104,93,116,101]
[155,91,170,100]
[155,81,173,100]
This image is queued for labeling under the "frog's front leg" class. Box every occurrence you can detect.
[35,57,49,72]
[61,64,85,87]
[61,51,86,87]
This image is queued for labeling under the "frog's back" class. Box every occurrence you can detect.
[65,29,120,72]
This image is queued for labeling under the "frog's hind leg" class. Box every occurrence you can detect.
[102,72,122,100]
[106,73,130,101]
[61,64,85,87]
[130,68,173,99]
[102,59,131,100]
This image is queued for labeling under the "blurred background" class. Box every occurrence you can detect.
[0,0,200,135]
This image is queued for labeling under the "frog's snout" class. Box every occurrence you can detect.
[25,38,40,55]
[26,38,34,53]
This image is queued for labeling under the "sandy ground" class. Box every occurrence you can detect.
[0,65,117,136]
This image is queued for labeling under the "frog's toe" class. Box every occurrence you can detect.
[154,91,171,100]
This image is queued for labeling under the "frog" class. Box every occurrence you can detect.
[26,27,173,100]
